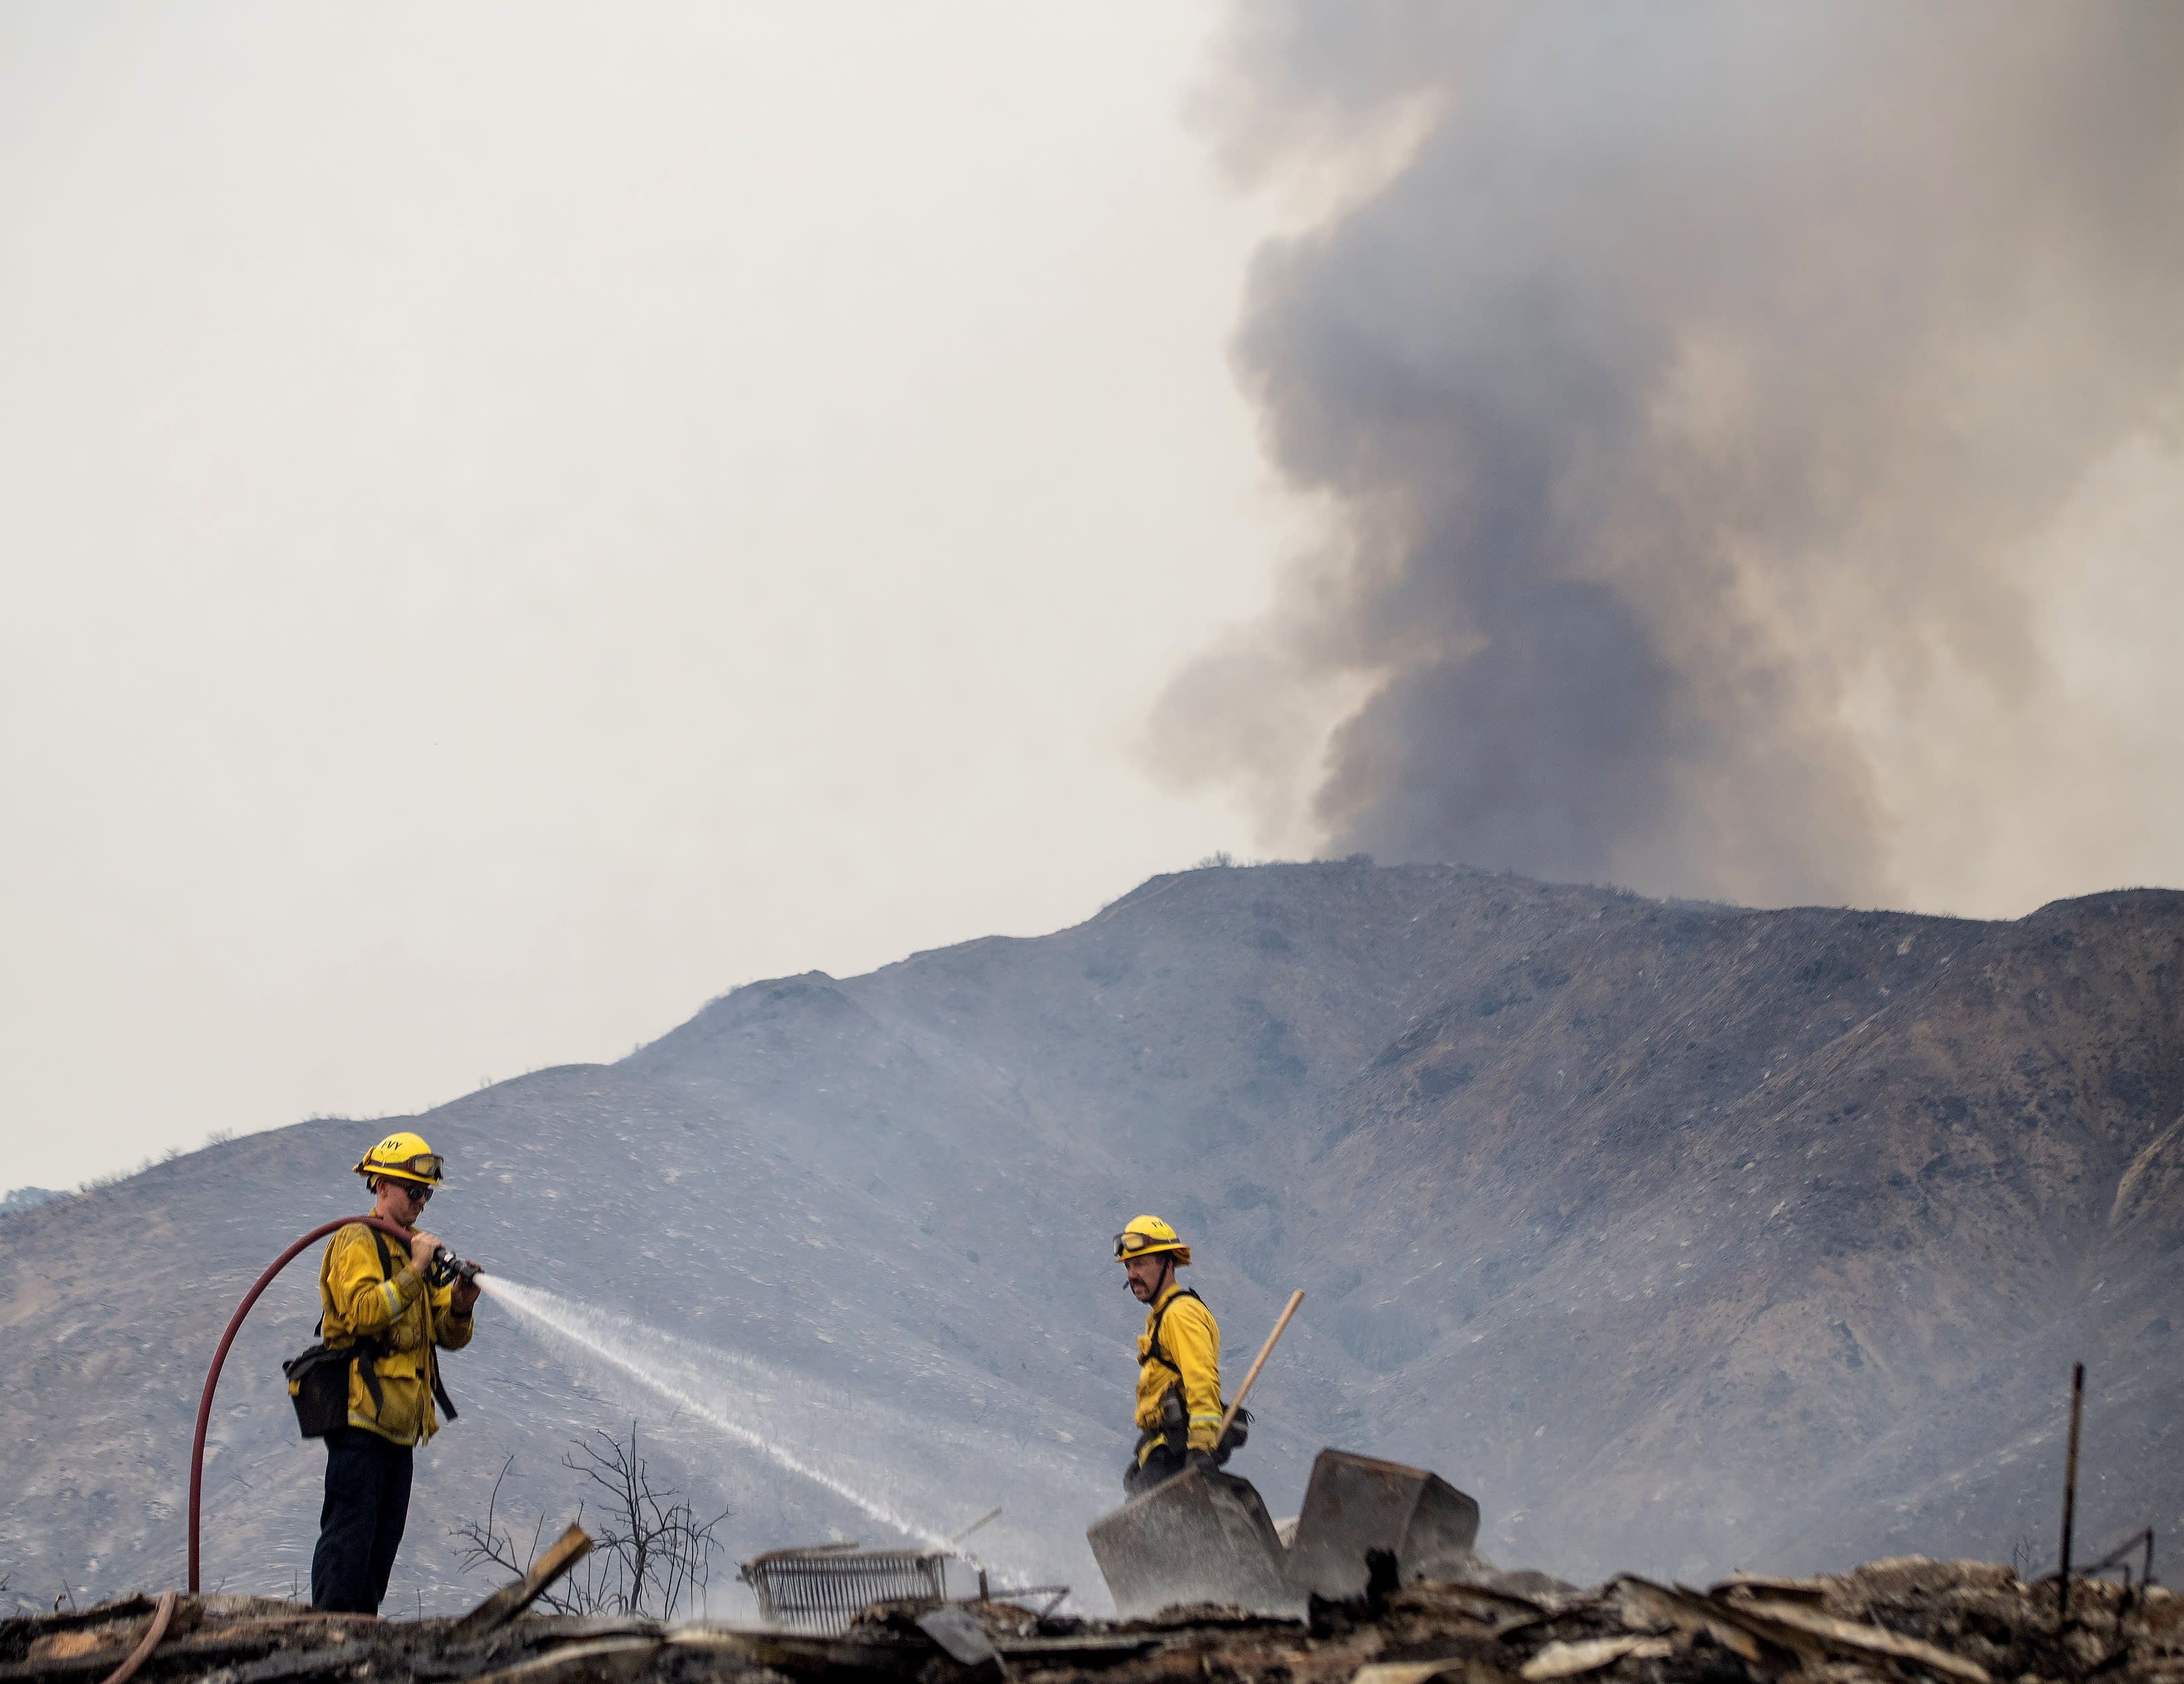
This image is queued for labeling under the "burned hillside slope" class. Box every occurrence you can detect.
[1,863,2178,1611]
[1275,882,2184,1574]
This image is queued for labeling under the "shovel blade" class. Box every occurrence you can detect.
[1282,1449,1481,1600]
[1086,1466,1303,1621]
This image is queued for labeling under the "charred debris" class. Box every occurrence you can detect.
[5,1554,2180,1684]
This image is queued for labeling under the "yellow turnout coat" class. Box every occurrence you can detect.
[317,1221,472,1447]
[1134,1281,1223,1461]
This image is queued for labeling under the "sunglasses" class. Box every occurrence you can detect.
[380,1178,433,1204]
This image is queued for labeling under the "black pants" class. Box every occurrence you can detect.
[311,1427,413,1613]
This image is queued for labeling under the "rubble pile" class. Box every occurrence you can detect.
[3,1558,2178,1684]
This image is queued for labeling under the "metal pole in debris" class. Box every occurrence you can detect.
[2057,1361,2084,1630]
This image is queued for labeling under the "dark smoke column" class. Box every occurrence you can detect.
[1153,1,2184,908]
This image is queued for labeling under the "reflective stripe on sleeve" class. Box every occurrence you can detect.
[380,1279,402,1319]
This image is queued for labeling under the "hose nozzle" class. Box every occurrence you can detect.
[427,1246,480,1289]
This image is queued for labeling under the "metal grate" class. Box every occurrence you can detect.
[738,1544,951,1634]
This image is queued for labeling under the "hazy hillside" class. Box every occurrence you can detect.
[2,861,2179,1617]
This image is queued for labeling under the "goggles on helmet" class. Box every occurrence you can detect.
[1113,1229,1176,1258]
[373,1153,444,1182]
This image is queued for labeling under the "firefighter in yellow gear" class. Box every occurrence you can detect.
[310,1132,480,1613]
[1115,1215,1230,1496]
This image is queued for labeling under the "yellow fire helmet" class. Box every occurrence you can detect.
[1113,1214,1189,1267]
[353,1129,448,1189]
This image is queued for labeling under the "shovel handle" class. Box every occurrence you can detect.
[1218,1289,1304,1444]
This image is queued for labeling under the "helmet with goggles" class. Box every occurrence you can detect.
[1113,1214,1189,1267]
[354,1130,447,1190]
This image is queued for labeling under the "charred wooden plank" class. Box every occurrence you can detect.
[455,1527,596,1640]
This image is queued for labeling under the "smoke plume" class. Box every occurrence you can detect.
[1154,1,2184,908]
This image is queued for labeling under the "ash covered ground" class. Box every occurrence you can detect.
[5,1555,2181,1684]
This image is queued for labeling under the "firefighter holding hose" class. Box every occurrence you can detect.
[310,1132,480,1613]
[1115,1215,1239,1496]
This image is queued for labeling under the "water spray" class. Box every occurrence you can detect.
[476,1274,962,1555]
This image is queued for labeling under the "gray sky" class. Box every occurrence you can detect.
[1,2,1305,1191]
[6,3,2182,1195]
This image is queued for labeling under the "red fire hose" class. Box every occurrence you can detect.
[187,1215,417,1594]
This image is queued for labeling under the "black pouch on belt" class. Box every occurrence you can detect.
[285,1225,407,1438]
[284,1344,348,1438]
[284,1339,386,1438]
[1158,1387,1187,1455]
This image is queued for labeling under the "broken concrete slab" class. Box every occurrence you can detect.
[1283,1450,1482,1602]
[1086,1466,1302,1621]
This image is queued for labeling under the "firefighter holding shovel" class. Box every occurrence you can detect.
[1090,1218,1307,1617]
[1115,1215,1237,1496]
